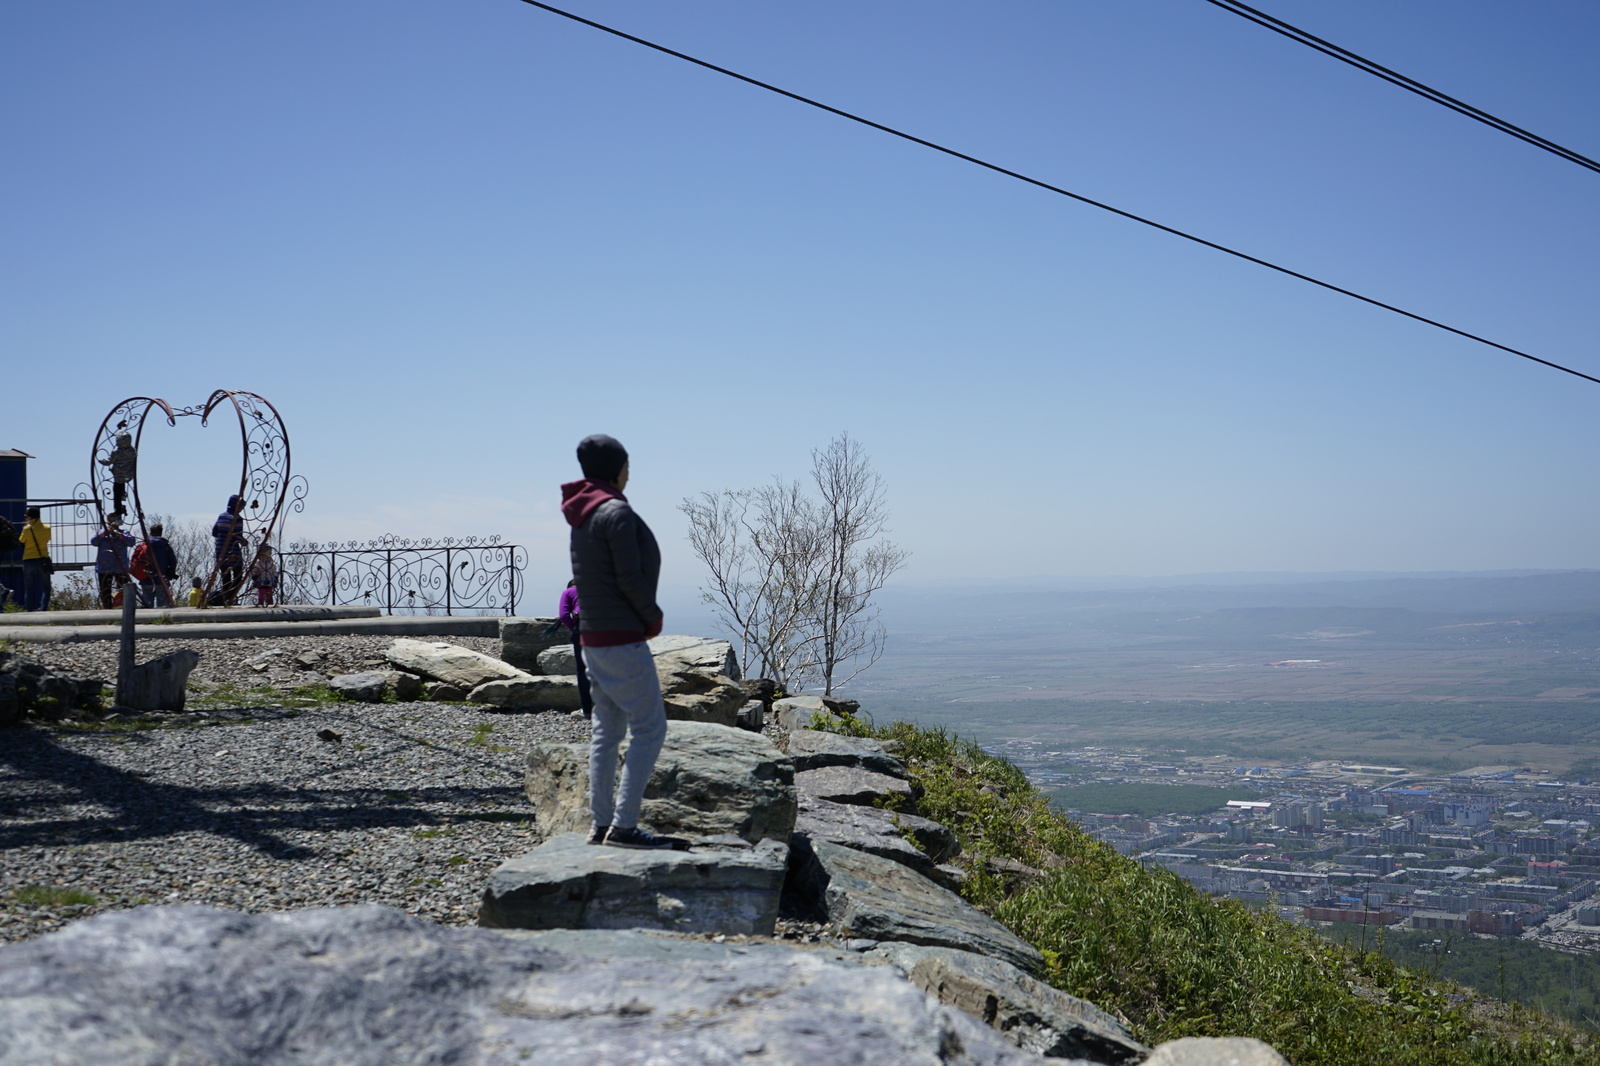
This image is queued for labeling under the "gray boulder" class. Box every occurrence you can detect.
[0,904,1045,1066]
[536,643,576,674]
[469,674,581,712]
[736,699,765,732]
[388,670,423,702]
[648,634,740,679]
[788,728,908,776]
[329,672,389,702]
[796,794,959,882]
[1144,1038,1290,1066]
[773,694,829,731]
[425,680,467,701]
[796,764,919,810]
[873,942,1147,1062]
[480,833,789,935]
[792,838,1043,975]
[657,659,746,726]
[525,721,797,843]
[328,670,420,704]
[384,638,525,690]
[118,643,200,710]
[498,616,568,673]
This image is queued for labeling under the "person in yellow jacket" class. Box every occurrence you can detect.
[20,506,51,612]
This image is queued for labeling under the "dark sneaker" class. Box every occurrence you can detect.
[604,826,690,851]
[587,825,610,845]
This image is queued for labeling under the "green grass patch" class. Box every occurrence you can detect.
[13,884,98,908]
[859,718,1592,1065]
[1330,928,1600,1030]
[1051,783,1265,817]
[413,827,452,839]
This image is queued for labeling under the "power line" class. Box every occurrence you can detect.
[1200,0,1600,177]
[511,0,1600,388]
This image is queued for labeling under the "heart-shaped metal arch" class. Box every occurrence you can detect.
[89,390,309,600]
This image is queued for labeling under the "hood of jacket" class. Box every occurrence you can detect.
[561,479,624,528]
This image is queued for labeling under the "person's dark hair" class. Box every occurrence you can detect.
[150,523,164,536]
[24,506,40,520]
[576,434,628,483]
[227,494,243,513]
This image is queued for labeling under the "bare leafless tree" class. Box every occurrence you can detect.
[808,433,910,694]
[680,481,825,691]
[680,433,907,695]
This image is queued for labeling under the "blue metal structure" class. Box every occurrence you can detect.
[0,449,32,605]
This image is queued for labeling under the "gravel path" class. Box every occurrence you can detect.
[1,635,592,943]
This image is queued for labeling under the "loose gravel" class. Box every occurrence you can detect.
[1,635,592,943]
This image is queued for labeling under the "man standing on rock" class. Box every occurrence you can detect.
[562,434,686,851]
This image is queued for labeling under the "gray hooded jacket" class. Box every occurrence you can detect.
[563,481,662,639]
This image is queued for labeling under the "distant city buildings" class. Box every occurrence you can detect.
[986,737,1600,950]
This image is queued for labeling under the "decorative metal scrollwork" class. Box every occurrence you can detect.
[277,536,526,616]
[87,390,309,603]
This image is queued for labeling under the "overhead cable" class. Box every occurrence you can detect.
[1200,0,1600,177]
[511,0,1600,387]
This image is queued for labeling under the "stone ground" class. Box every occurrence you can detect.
[1,633,823,947]
[0,634,598,943]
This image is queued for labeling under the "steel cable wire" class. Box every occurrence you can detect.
[512,0,1600,387]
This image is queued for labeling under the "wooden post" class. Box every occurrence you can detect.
[115,586,136,707]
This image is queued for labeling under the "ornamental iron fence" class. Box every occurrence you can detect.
[277,535,526,616]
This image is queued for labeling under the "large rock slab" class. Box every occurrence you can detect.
[384,638,524,690]
[525,720,797,842]
[657,660,746,726]
[788,728,908,776]
[648,634,740,679]
[797,794,958,882]
[479,832,789,934]
[0,904,1044,1066]
[796,764,919,810]
[872,942,1147,1063]
[469,674,581,711]
[1144,1037,1290,1066]
[794,838,1044,975]
[498,616,567,673]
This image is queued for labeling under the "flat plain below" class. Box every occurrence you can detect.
[846,574,1600,773]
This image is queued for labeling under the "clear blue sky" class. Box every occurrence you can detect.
[5,1,1597,605]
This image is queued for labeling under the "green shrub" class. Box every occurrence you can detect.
[13,884,98,908]
[863,720,1591,1066]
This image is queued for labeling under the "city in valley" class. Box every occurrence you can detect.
[987,738,1600,951]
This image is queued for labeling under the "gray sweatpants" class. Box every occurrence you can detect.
[584,641,668,829]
